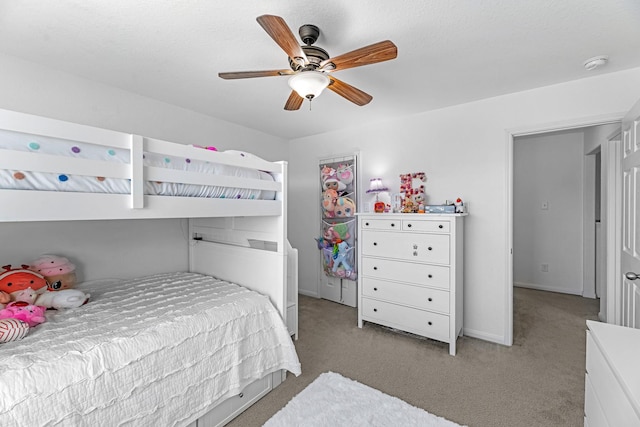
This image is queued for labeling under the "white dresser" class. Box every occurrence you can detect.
[584,320,640,427]
[357,213,465,355]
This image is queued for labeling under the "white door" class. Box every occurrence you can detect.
[621,98,640,328]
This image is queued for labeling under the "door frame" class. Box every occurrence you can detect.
[505,113,624,346]
[603,130,622,324]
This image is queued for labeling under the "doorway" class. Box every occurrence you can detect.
[513,129,587,297]
[505,116,622,346]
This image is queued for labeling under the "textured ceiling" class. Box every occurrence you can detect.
[1,0,639,140]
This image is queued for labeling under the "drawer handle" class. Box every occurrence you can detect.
[373,266,378,270]
[428,274,433,278]
[374,287,378,291]
[373,308,378,312]
[373,242,378,246]
[428,297,433,302]
[428,321,433,326]
[239,392,244,398]
[391,223,396,227]
[408,223,412,228]
[428,247,433,251]
[438,224,443,229]
[365,222,370,226]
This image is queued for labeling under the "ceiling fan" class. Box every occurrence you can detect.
[218,15,398,110]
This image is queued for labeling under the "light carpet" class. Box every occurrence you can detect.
[264,372,465,427]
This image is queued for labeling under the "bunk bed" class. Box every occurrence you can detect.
[0,109,300,427]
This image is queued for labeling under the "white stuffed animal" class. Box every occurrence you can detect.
[35,289,90,309]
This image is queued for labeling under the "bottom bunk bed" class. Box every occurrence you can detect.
[0,108,300,426]
[0,270,301,427]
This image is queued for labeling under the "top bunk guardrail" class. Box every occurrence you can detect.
[0,109,286,222]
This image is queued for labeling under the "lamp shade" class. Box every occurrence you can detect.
[366,178,388,193]
[288,71,330,100]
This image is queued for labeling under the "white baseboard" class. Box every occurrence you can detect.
[514,281,583,296]
[298,289,319,298]
[463,327,507,346]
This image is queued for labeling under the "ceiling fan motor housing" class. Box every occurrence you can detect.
[287,24,331,71]
[289,45,330,71]
[299,24,320,45]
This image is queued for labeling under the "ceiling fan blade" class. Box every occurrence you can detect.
[218,69,293,80]
[284,91,304,110]
[320,40,397,71]
[257,15,308,66]
[327,77,373,106]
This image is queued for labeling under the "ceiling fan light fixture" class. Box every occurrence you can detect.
[288,71,330,100]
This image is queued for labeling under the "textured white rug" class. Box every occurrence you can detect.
[264,372,465,427]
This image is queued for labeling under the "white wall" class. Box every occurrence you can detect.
[584,123,621,154]
[0,53,288,280]
[1,219,189,282]
[513,130,585,295]
[289,67,640,344]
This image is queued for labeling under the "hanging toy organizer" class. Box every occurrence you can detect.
[316,154,358,307]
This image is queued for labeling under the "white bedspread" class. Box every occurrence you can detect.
[0,272,301,427]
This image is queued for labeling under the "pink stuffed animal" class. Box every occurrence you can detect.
[30,255,77,290]
[322,189,338,218]
[11,287,39,304]
[0,301,46,327]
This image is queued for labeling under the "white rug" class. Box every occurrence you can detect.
[264,372,465,427]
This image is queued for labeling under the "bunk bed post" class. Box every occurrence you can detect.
[130,134,144,209]
[276,161,297,339]
[277,160,288,313]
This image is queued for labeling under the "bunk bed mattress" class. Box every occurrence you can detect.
[0,272,301,427]
[0,129,276,199]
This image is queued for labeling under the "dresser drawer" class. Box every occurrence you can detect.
[586,332,638,426]
[584,373,609,427]
[362,277,450,313]
[361,257,450,289]
[198,374,272,426]
[362,298,449,342]
[361,218,401,230]
[361,230,450,264]
[402,220,450,233]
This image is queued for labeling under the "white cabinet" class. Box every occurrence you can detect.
[584,320,640,426]
[357,213,465,355]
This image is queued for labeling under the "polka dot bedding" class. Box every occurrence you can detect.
[0,129,276,200]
